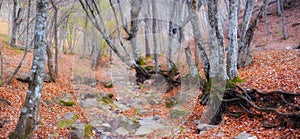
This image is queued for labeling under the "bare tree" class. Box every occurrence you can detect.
[187,0,209,79]
[10,0,25,47]
[50,0,59,76]
[237,0,256,68]
[277,0,288,39]
[152,0,159,73]
[9,0,48,138]
[2,0,32,86]
[129,0,143,63]
[238,0,269,68]
[227,0,239,79]
[79,0,150,82]
[167,0,176,71]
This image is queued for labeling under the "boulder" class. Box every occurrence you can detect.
[197,124,218,132]
[170,108,189,119]
[115,127,129,136]
[134,116,165,136]
[71,122,93,139]
[234,132,258,139]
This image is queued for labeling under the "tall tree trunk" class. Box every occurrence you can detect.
[277,0,288,39]
[81,14,88,59]
[0,0,3,10]
[9,0,48,138]
[152,0,159,73]
[227,0,239,79]
[201,0,227,124]
[51,0,59,76]
[11,0,22,47]
[130,0,143,64]
[264,0,272,35]
[237,0,256,68]
[167,0,176,71]
[144,18,150,57]
[46,44,55,82]
[238,0,268,68]
[3,0,32,85]
[187,0,209,79]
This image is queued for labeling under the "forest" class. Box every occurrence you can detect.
[0,0,299,138]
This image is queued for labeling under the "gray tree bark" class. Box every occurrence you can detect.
[200,0,227,124]
[152,0,159,73]
[238,0,269,68]
[277,0,288,39]
[3,0,32,86]
[187,0,209,79]
[167,0,176,71]
[130,0,143,63]
[227,0,239,79]
[50,0,59,76]
[11,0,24,47]
[9,0,48,138]
[237,0,256,68]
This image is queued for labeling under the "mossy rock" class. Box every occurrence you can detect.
[170,109,189,119]
[99,93,114,104]
[59,99,76,106]
[165,97,177,108]
[57,114,78,128]
[102,81,113,88]
[84,124,93,138]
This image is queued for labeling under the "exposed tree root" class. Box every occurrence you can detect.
[135,65,181,91]
[203,86,300,128]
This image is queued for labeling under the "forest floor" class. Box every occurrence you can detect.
[0,1,300,139]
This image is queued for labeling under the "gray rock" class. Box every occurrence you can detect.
[102,81,113,88]
[135,122,165,136]
[101,123,112,132]
[82,93,100,99]
[170,108,189,119]
[134,117,165,136]
[70,122,85,139]
[80,98,98,108]
[234,132,257,139]
[72,75,99,86]
[114,101,130,112]
[119,116,141,131]
[197,124,218,131]
[115,127,129,136]
[136,107,148,114]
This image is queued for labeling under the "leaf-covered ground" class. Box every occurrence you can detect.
[0,1,299,138]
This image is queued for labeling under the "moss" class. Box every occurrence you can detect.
[226,77,244,88]
[102,81,113,88]
[59,99,76,106]
[57,114,78,128]
[165,97,177,108]
[238,23,243,28]
[170,109,189,119]
[136,57,146,66]
[84,124,93,138]
[143,65,154,71]
[0,33,8,41]
[10,47,24,54]
[230,112,242,118]
[100,94,114,104]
